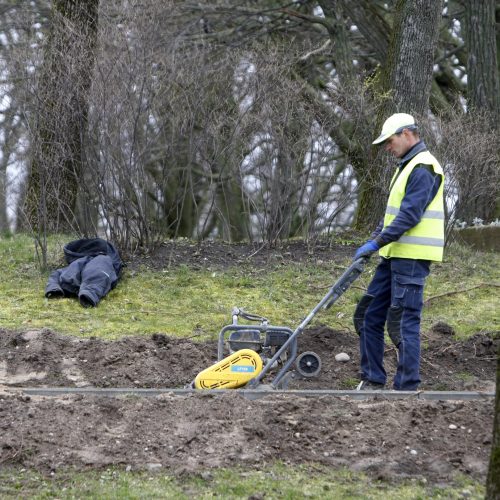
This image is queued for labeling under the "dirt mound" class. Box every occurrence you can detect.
[0,327,497,484]
[0,328,212,389]
[0,327,496,392]
[0,386,494,483]
[128,238,354,271]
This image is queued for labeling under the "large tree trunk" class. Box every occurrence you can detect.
[353,0,443,231]
[22,0,99,233]
[464,0,500,121]
[381,0,443,117]
[457,0,500,223]
[0,108,18,233]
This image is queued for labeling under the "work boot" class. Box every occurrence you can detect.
[356,380,385,391]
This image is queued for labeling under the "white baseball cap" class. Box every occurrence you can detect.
[372,113,416,144]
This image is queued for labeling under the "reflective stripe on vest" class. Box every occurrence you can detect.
[379,151,445,262]
[385,206,444,220]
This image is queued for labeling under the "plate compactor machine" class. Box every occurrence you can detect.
[193,257,367,390]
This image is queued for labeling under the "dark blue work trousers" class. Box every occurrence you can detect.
[354,257,430,390]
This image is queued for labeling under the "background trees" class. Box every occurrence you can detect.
[22,0,99,239]
[0,0,498,249]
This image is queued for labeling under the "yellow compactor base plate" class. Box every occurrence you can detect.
[195,348,263,389]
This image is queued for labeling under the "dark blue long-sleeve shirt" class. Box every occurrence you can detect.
[371,141,442,246]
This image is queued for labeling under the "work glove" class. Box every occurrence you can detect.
[354,240,380,260]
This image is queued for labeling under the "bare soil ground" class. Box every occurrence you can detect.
[0,240,498,484]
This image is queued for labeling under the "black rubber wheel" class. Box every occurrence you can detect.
[295,351,321,378]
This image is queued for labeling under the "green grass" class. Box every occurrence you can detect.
[338,376,361,389]
[455,372,476,383]
[0,464,485,499]
[423,242,500,338]
[0,234,498,340]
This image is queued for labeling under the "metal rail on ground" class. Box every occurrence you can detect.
[3,387,495,401]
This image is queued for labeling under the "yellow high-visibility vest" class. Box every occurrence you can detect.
[379,151,445,261]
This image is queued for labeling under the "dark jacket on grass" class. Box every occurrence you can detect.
[45,238,123,307]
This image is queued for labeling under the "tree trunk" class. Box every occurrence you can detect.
[352,164,391,231]
[353,0,443,231]
[217,176,249,242]
[464,0,500,122]
[497,5,500,74]
[0,108,20,234]
[308,0,443,231]
[456,0,500,223]
[486,346,500,499]
[381,0,443,117]
[265,115,307,245]
[266,146,296,244]
[0,170,8,233]
[22,0,99,233]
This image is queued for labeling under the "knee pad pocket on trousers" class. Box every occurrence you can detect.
[353,294,374,335]
[387,306,402,347]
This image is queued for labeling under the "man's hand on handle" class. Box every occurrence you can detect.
[354,240,380,260]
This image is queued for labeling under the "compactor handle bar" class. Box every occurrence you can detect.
[232,307,268,325]
[323,257,368,310]
[247,257,368,388]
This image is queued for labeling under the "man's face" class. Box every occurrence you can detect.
[384,129,415,158]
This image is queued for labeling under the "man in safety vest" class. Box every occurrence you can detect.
[353,113,445,391]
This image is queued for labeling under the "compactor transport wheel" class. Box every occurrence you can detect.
[295,351,321,378]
